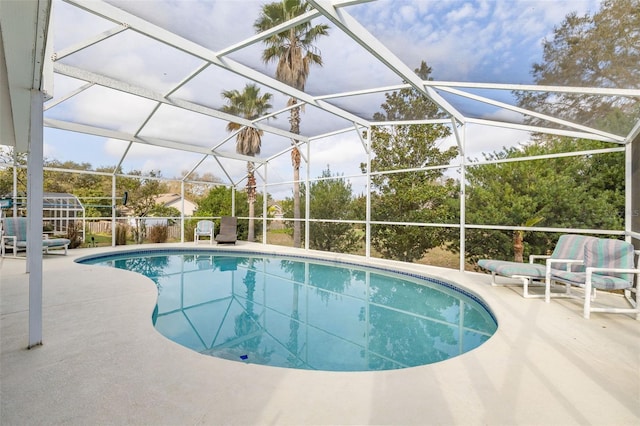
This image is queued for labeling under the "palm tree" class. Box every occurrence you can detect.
[221,83,273,242]
[254,0,329,248]
[513,215,545,262]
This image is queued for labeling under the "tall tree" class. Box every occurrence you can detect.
[306,166,361,253]
[255,0,329,248]
[473,0,634,264]
[221,83,273,242]
[515,0,640,131]
[362,62,458,263]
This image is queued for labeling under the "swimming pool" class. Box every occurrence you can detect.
[79,249,497,371]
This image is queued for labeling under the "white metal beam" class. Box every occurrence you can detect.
[308,0,466,124]
[53,24,127,61]
[625,117,640,144]
[43,117,267,164]
[428,80,640,97]
[43,82,93,111]
[217,0,372,57]
[437,86,625,142]
[62,0,370,129]
[52,62,305,143]
[373,119,452,127]
[466,118,624,143]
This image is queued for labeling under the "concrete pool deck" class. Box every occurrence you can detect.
[1,242,639,425]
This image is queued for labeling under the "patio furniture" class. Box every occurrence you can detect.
[545,238,639,319]
[194,220,215,244]
[1,216,70,257]
[478,234,597,298]
[215,216,237,244]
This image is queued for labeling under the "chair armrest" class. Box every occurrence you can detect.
[546,258,584,270]
[1,235,17,257]
[529,254,550,264]
[2,235,16,246]
[545,259,585,283]
[585,267,640,289]
[586,267,640,275]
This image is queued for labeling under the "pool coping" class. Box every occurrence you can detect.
[2,242,639,425]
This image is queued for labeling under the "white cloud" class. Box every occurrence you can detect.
[399,5,417,23]
[309,133,368,179]
[439,123,532,161]
[43,143,58,159]
[445,3,477,22]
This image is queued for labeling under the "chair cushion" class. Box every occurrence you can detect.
[478,260,546,278]
[3,217,28,241]
[6,239,69,249]
[478,234,598,279]
[42,238,70,248]
[583,238,634,283]
[551,270,632,290]
[549,235,598,272]
[551,239,636,290]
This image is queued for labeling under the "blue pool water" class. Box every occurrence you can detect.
[79,250,497,371]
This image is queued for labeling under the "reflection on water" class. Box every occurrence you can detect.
[86,252,497,371]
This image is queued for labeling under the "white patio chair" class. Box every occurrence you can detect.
[194,220,214,244]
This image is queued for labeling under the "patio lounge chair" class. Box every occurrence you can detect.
[0,216,70,257]
[478,234,597,298]
[194,220,215,244]
[545,238,639,320]
[215,216,237,244]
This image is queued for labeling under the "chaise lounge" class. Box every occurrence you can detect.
[1,216,71,257]
[215,216,237,244]
[478,234,597,298]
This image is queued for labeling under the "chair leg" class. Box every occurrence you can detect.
[583,275,593,319]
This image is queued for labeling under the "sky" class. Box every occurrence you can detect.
[41,0,603,197]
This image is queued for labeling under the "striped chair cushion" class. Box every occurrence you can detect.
[478,234,597,279]
[3,217,28,241]
[584,238,635,284]
[551,270,631,290]
[478,260,545,278]
[549,234,598,272]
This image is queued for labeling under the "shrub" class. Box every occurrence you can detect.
[65,223,83,249]
[148,225,168,243]
[115,224,128,245]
